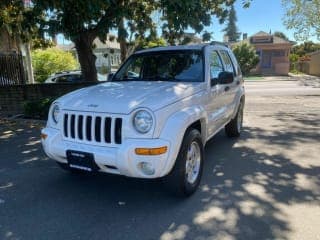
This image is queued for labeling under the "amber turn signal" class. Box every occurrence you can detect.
[41,133,48,140]
[135,146,168,155]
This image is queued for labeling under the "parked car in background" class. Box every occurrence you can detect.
[44,71,107,83]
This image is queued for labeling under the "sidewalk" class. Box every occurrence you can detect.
[245,74,320,88]
[290,74,320,88]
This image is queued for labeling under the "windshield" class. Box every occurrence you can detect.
[113,50,204,82]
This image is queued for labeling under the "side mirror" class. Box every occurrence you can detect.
[107,73,114,81]
[218,71,234,84]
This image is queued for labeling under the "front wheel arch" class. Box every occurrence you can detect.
[163,128,204,197]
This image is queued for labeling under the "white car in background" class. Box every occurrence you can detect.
[45,71,107,83]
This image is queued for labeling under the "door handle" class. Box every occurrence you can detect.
[224,86,230,92]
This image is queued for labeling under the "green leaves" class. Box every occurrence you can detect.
[27,0,254,82]
[232,43,259,76]
[222,5,240,42]
[161,0,235,44]
[282,0,320,41]
[0,0,44,43]
[32,48,79,83]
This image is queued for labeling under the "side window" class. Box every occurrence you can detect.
[228,51,241,76]
[219,50,235,75]
[210,51,224,81]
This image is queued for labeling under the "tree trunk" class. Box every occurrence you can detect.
[118,18,128,63]
[0,26,19,52]
[74,33,97,82]
[120,39,127,63]
[24,42,34,83]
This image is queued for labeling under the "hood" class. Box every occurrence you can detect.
[58,81,205,114]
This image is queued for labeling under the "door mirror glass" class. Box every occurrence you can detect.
[218,71,234,84]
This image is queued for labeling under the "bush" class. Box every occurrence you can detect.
[232,43,260,76]
[23,97,56,120]
[32,48,79,83]
[289,53,299,71]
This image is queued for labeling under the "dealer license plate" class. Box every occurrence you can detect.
[66,150,98,172]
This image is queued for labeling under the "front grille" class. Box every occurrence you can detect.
[63,112,122,145]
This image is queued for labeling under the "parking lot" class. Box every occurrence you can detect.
[1,76,319,240]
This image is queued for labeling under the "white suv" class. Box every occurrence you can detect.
[41,43,245,196]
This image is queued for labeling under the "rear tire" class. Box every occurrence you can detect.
[225,100,244,138]
[163,129,204,197]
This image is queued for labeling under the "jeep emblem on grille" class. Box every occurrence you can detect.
[87,104,98,107]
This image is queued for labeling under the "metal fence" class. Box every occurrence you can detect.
[0,53,26,86]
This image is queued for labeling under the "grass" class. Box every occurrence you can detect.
[289,69,304,75]
[244,75,264,81]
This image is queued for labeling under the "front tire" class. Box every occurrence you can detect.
[225,100,244,138]
[164,129,204,197]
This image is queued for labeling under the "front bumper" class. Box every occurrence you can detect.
[41,127,171,178]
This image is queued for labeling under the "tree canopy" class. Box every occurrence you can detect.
[0,0,43,45]
[9,0,252,82]
[222,5,240,42]
[291,41,320,57]
[274,31,289,41]
[282,0,320,41]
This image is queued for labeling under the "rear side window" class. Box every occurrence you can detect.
[210,51,224,79]
[219,50,235,75]
[228,51,241,76]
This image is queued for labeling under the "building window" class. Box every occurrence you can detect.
[273,50,285,57]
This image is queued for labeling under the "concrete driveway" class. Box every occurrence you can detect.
[0,76,319,240]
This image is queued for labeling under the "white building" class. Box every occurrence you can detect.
[57,35,121,73]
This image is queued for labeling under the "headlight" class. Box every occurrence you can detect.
[133,110,153,133]
[52,104,60,124]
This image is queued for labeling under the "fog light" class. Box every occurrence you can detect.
[138,162,155,175]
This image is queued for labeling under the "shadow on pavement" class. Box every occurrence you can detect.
[0,113,319,239]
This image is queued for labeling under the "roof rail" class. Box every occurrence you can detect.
[210,41,229,48]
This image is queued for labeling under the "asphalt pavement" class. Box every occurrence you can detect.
[0,76,319,240]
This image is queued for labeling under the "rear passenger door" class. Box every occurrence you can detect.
[218,50,239,120]
[207,50,227,136]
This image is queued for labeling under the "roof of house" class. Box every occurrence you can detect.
[93,37,120,50]
[240,31,294,45]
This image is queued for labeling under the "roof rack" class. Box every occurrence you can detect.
[209,41,229,48]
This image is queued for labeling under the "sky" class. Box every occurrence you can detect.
[57,0,317,45]
[207,0,314,43]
